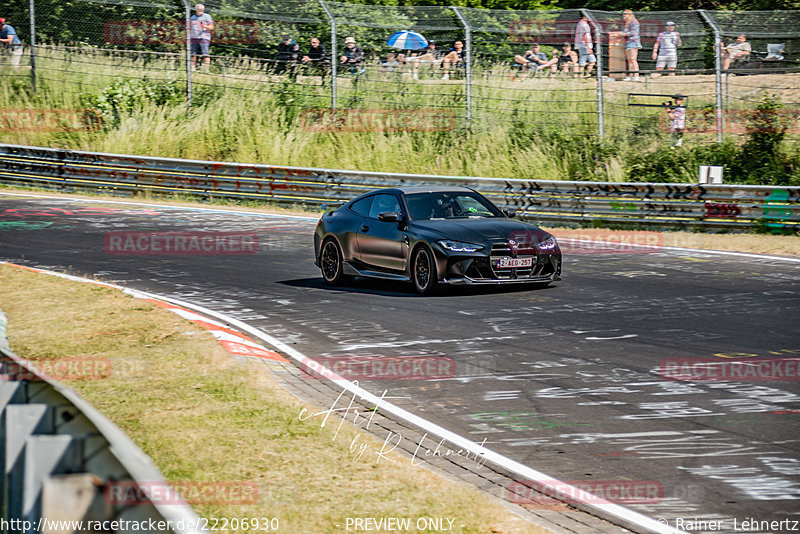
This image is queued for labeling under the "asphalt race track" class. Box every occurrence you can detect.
[2,193,800,534]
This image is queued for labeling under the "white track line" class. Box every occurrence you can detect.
[2,261,686,534]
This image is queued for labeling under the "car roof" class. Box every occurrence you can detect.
[362,186,474,195]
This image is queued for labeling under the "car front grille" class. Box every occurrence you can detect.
[490,242,535,279]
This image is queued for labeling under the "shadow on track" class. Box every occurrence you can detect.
[279,277,558,298]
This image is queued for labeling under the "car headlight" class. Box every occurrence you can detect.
[437,240,484,253]
[537,236,558,251]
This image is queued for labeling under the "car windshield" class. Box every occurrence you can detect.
[404,191,503,220]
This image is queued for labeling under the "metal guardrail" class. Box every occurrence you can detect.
[0,307,203,534]
[0,143,798,231]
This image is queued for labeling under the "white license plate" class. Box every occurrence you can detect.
[496,257,533,269]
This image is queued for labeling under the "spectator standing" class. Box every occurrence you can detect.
[190,4,213,72]
[301,37,330,80]
[441,40,465,80]
[301,37,330,67]
[666,94,686,147]
[622,9,641,81]
[574,14,596,77]
[513,44,556,76]
[652,21,682,76]
[276,35,300,74]
[340,36,364,75]
[721,34,751,70]
[0,18,22,68]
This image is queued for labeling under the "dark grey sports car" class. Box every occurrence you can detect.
[313,186,561,294]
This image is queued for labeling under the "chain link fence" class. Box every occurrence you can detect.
[1,1,799,140]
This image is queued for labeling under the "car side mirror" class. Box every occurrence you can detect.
[503,208,517,218]
[378,211,400,223]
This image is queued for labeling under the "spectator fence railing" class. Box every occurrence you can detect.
[1,2,799,142]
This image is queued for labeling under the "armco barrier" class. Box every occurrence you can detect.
[0,308,204,534]
[1,143,798,231]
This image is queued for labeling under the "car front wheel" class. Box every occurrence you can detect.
[412,246,438,295]
[320,238,351,286]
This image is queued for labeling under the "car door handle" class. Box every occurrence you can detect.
[361,225,369,232]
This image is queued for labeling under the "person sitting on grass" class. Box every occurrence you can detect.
[513,43,557,77]
[441,40,465,80]
[407,40,442,80]
[379,52,400,73]
[551,43,578,77]
[721,34,751,70]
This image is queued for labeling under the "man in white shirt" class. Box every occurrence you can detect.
[190,4,214,71]
[652,21,682,76]
[574,14,596,77]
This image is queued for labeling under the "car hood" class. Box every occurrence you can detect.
[410,218,552,244]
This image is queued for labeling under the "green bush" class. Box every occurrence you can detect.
[626,95,800,185]
[94,78,184,128]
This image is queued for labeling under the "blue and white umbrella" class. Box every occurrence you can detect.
[386,30,428,50]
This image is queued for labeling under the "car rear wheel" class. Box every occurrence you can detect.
[412,246,438,295]
[321,238,351,286]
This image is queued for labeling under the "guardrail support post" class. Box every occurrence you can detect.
[699,10,723,143]
[319,1,337,110]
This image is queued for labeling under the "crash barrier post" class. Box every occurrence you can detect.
[0,143,797,232]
